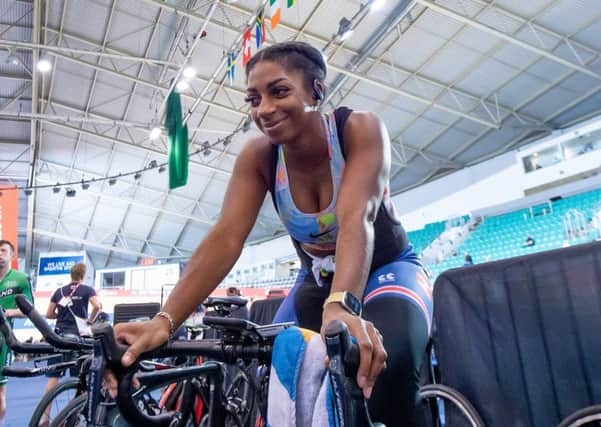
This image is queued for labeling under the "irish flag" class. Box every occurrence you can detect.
[270,0,282,29]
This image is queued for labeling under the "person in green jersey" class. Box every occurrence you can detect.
[0,240,33,422]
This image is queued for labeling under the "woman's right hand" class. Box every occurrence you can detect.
[104,317,170,397]
[115,318,170,367]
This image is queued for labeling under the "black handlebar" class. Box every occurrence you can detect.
[0,307,59,354]
[3,359,78,377]
[204,296,248,308]
[96,319,291,427]
[15,295,93,351]
[325,320,375,427]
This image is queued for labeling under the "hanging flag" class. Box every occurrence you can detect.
[226,51,236,85]
[242,28,252,66]
[256,8,266,48]
[165,91,189,190]
[287,0,296,8]
[270,0,282,29]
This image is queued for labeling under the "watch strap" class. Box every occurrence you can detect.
[323,291,361,316]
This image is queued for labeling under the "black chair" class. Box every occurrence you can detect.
[249,297,285,325]
[420,241,601,427]
[113,302,161,325]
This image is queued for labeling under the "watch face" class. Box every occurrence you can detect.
[345,293,362,315]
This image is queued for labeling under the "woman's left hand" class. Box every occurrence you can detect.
[321,303,387,399]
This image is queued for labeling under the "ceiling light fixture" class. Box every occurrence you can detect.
[175,80,189,92]
[149,126,162,140]
[337,17,353,42]
[65,188,76,197]
[108,177,117,186]
[369,0,386,12]
[134,171,142,180]
[201,141,211,156]
[182,66,197,79]
[36,58,52,73]
[6,49,19,65]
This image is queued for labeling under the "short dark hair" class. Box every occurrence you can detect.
[0,240,15,255]
[245,41,327,91]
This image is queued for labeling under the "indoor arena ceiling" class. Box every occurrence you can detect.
[2,0,601,271]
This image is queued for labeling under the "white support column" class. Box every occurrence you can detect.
[25,0,41,272]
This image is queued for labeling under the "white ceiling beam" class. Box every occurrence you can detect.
[0,40,178,66]
[25,0,41,273]
[36,159,280,230]
[138,0,501,128]
[43,26,248,99]
[0,173,27,180]
[35,175,214,226]
[0,139,29,145]
[0,110,158,129]
[0,72,31,81]
[39,119,232,176]
[46,50,246,117]
[42,13,533,131]
[470,0,601,59]
[32,228,162,258]
[415,0,601,82]
[327,63,499,128]
[448,17,601,164]
[392,0,563,182]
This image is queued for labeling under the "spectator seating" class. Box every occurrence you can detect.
[428,188,601,279]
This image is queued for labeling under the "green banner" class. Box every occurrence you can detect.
[165,91,189,190]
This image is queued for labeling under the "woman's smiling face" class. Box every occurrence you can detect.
[245,60,315,143]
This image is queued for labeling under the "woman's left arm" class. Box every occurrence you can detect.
[322,111,390,399]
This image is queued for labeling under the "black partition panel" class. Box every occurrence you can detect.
[113,302,161,325]
[249,297,285,325]
[432,241,601,427]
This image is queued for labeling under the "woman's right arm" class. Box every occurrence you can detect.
[114,139,270,366]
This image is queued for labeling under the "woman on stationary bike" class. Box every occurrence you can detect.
[110,41,432,426]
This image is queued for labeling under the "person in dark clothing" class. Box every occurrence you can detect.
[464,253,474,266]
[525,235,536,247]
[46,262,100,336]
[39,263,101,426]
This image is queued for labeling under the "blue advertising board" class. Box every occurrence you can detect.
[38,255,84,276]
[36,252,86,291]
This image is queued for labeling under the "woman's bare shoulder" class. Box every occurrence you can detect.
[237,135,274,183]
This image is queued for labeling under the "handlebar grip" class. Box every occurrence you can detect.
[3,366,45,378]
[324,320,360,378]
[91,323,168,369]
[14,294,34,316]
[0,308,58,354]
[15,295,93,351]
[3,359,77,377]
[90,323,128,367]
[324,320,374,427]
